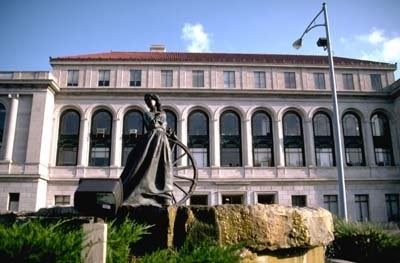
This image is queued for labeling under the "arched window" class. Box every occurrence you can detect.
[220,110,242,167]
[165,110,177,134]
[342,113,365,166]
[371,113,393,166]
[283,112,305,166]
[122,110,144,166]
[0,103,6,152]
[313,112,335,167]
[252,111,273,167]
[89,109,112,166]
[56,110,80,166]
[188,110,209,167]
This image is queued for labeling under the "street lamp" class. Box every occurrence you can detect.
[293,2,348,221]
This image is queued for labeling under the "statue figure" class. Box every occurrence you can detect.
[120,94,173,206]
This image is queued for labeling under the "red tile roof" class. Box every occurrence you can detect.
[50,51,396,68]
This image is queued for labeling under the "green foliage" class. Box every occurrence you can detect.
[0,219,83,263]
[137,240,242,263]
[106,218,150,263]
[326,218,400,263]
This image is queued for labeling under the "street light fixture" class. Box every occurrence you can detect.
[293,2,348,221]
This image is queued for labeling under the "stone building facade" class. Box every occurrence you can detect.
[0,46,399,222]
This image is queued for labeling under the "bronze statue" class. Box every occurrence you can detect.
[120,94,173,206]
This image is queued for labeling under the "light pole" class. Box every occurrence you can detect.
[293,2,348,221]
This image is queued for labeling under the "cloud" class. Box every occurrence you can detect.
[181,23,211,52]
[357,28,386,45]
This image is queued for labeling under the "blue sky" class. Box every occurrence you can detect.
[1,0,399,78]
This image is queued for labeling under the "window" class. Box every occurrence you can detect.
[370,74,382,90]
[188,110,209,167]
[355,194,369,221]
[122,110,144,166]
[314,73,326,90]
[56,110,80,166]
[224,71,235,88]
[283,112,305,166]
[192,70,204,87]
[0,103,6,151]
[130,70,141,87]
[165,110,177,161]
[89,110,112,166]
[342,113,365,166]
[371,113,393,166]
[98,70,110,86]
[323,195,338,215]
[254,71,266,89]
[55,195,70,206]
[385,194,400,222]
[257,194,275,204]
[8,193,19,211]
[67,70,79,86]
[342,73,354,90]
[161,70,173,87]
[284,72,296,89]
[190,195,208,205]
[222,194,244,204]
[252,111,274,166]
[313,112,335,167]
[220,111,242,167]
[292,195,307,207]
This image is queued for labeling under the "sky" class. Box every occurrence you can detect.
[0,0,399,78]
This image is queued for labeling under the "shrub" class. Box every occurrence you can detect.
[326,218,400,263]
[107,218,150,263]
[0,219,83,263]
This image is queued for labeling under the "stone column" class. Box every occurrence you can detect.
[273,119,285,167]
[178,117,188,165]
[363,118,376,166]
[304,120,316,167]
[111,118,121,167]
[242,119,253,167]
[78,118,89,166]
[3,94,19,161]
[210,118,220,167]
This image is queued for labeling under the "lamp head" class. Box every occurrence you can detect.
[317,37,328,48]
[292,38,303,49]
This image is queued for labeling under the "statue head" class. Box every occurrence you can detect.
[144,93,162,111]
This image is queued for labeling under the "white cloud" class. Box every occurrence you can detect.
[181,23,211,52]
[357,28,386,44]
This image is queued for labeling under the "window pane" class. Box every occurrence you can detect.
[130,70,142,87]
[122,110,144,166]
[221,112,240,135]
[292,195,306,207]
[191,148,208,167]
[323,195,338,215]
[161,70,173,87]
[57,110,80,166]
[355,195,369,221]
[252,112,270,136]
[188,111,209,167]
[345,148,363,166]
[8,193,19,211]
[224,71,235,88]
[98,70,110,86]
[343,74,354,90]
[316,148,334,167]
[254,71,266,88]
[343,114,360,136]
[55,195,70,206]
[370,74,382,90]
[190,195,208,205]
[386,194,400,222]
[313,113,331,136]
[257,194,275,204]
[284,113,301,136]
[222,195,243,204]
[314,73,326,90]
[192,70,204,87]
[67,70,79,86]
[284,72,296,89]
[285,148,303,167]
[90,110,112,166]
[0,103,6,150]
[254,148,272,167]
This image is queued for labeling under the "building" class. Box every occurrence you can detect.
[0,45,399,222]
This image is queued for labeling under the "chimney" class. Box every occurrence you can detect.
[150,44,166,52]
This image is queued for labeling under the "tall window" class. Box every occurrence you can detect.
[323,195,338,215]
[342,113,365,166]
[371,113,393,166]
[161,70,173,87]
[98,70,110,86]
[223,71,235,88]
[8,193,19,211]
[56,110,80,166]
[165,110,177,161]
[355,194,369,221]
[386,194,400,222]
[254,72,266,89]
[314,73,326,90]
[220,111,242,167]
[0,103,6,151]
[252,111,273,166]
[67,70,79,86]
[122,110,143,166]
[89,110,112,166]
[130,70,141,87]
[313,112,335,167]
[370,74,382,90]
[284,72,296,89]
[342,73,354,90]
[192,70,204,87]
[283,112,305,166]
[188,110,209,167]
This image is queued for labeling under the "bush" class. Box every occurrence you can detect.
[137,240,242,263]
[326,218,400,263]
[0,219,83,263]
[107,218,150,263]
